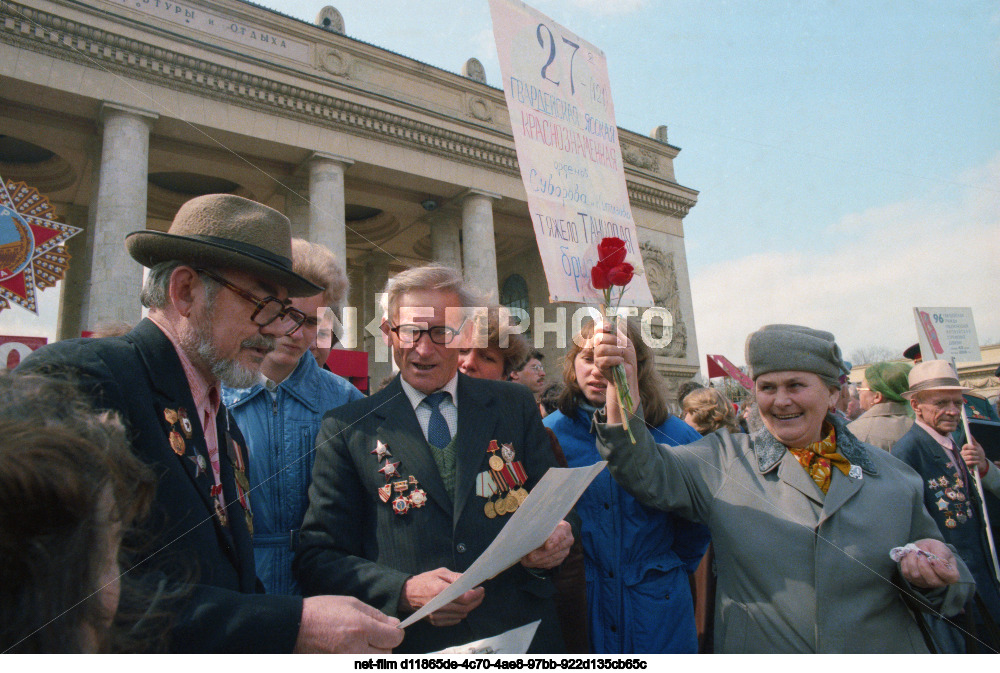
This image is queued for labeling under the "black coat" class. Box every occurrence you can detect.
[892,423,1000,621]
[18,319,302,652]
[294,373,570,654]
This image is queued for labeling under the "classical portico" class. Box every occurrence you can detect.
[0,0,702,390]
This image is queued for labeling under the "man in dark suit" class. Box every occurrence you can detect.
[893,359,1000,642]
[295,265,575,653]
[18,194,402,653]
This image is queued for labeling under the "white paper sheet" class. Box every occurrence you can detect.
[399,462,606,628]
[432,620,541,654]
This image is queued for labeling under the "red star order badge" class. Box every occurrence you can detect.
[0,177,82,314]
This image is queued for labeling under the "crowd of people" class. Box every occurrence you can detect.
[3,192,999,654]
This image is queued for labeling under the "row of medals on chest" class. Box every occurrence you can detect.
[480,440,528,519]
[928,474,973,528]
[371,438,528,518]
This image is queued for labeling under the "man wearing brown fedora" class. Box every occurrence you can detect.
[18,194,402,653]
[893,359,1000,646]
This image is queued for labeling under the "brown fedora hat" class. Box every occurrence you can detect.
[901,359,970,399]
[125,194,322,297]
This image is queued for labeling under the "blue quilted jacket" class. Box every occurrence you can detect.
[544,406,710,653]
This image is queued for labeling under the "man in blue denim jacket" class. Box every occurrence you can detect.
[224,239,362,595]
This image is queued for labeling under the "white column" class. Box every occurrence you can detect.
[85,103,157,330]
[307,152,352,264]
[429,211,462,270]
[461,189,501,303]
[284,178,310,241]
[55,203,90,340]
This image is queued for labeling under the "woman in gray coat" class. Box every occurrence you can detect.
[591,323,973,653]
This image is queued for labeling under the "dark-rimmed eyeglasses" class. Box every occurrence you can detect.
[196,268,307,336]
[389,324,460,346]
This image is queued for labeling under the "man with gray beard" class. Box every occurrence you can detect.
[18,194,402,654]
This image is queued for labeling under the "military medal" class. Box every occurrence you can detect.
[214,500,229,527]
[371,440,391,461]
[225,434,254,535]
[514,487,528,504]
[407,477,427,508]
[392,495,410,515]
[504,493,519,513]
[957,512,968,524]
[177,408,193,438]
[484,499,496,518]
[945,516,957,528]
[378,484,392,503]
[936,497,949,511]
[169,430,186,456]
[164,408,179,426]
[494,496,508,516]
[409,488,428,508]
[188,454,206,477]
[488,440,504,472]
[379,461,400,479]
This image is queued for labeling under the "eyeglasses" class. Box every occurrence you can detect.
[196,268,307,336]
[389,323,461,345]
[526,364,545,373]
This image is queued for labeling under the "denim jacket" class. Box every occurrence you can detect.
[223,353,363,595]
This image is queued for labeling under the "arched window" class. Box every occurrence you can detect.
[500,274,529,325]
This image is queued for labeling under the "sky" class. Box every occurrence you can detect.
[3,0,998,370]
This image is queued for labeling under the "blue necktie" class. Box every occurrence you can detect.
[424,391,452,449]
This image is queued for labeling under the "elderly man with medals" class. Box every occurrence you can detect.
[19,194,401,653]
[893,360,1000,650]
[295,265,576,654]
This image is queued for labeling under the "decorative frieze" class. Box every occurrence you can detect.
[0,0,697,217]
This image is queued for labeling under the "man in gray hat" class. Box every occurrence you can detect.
[18,194,402,653]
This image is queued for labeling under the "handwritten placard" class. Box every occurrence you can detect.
[489,0,653,305]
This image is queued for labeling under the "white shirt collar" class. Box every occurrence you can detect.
[400,373,459,411]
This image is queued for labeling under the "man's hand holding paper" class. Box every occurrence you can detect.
[520,519,574,569]
[399,568,485,627]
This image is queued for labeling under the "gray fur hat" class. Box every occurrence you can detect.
[125,194,322,297]
[745,324,848,386]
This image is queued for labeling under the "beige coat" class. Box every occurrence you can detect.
[848,401,914,452]
[594,407,973,653]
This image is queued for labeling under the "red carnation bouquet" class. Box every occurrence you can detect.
[591,237,637,443]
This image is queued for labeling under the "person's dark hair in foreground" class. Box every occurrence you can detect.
[0,371,157,653]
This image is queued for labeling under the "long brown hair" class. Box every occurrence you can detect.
[556,318,672,427]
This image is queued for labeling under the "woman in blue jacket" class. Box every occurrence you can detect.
[543,319,709,653]
[223,239,362,595]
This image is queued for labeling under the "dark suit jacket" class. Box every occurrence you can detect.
[893,423,1000,620]
[294,373,569,653]
[18,319,302,652]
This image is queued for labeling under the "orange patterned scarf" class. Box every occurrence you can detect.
[788,423,851,494]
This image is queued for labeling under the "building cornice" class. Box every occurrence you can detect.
[0,0,697,216]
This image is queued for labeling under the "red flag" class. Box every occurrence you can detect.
[706,354,754,391]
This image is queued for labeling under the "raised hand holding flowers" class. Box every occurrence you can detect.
[591,237,637,443]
